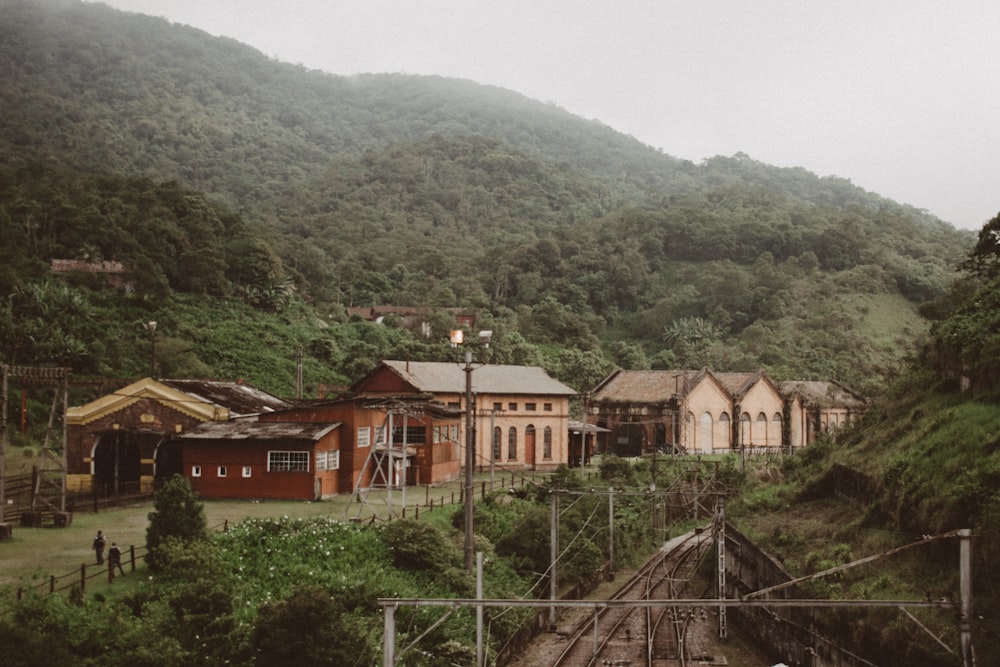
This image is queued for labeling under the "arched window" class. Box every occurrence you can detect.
[508,427,517,461]
[699,412,713,452]
[543,426,552,459]
[740,412,751,447]
[492,426,502,461]
[719,412,732,449]
[684,411,696,452]
[756,412,767,446]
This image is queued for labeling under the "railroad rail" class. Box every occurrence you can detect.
[550,526,713,667]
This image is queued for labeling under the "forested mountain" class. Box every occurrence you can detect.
[0,0,977,398]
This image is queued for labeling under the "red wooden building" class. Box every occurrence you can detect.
[175,420,341,499]
[258,396,462,492]
[66,377,290,495]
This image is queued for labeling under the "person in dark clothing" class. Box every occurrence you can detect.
[108,541,125,576]
[93,530,106,565]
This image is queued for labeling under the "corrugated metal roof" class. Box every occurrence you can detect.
[176,420,339,443]
[378,360,576,396]
[160,379,291,417]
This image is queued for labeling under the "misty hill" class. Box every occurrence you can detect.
[724,242,1000,665]
[0,0,976,395]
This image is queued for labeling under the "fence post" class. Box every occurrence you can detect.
[129,545,136,572]
[481,481,486,500]
[80,563,86,593]
[108,561,113,584]
[50,575,55,593]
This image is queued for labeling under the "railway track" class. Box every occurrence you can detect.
[550,526,714,667]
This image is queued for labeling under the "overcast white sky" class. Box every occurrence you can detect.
[94,0,998,231]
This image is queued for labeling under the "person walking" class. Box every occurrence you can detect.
[108,542,125,576]
[93,530,106,565]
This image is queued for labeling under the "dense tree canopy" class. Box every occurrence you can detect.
[0,0,979,399]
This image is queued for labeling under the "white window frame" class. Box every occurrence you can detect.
[191,465,201,478]
[328,450,340,470]
[218,465,227,478]
[242,466,252,478]
[357,426,371,448]
[267,450,310,472]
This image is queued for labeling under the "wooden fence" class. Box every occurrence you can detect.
[1,471,542,616]
[2,471,156,528]
[13,544,146,602]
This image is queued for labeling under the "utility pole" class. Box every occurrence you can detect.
[0,365,8,532]
[451,329,491,573]
[608,486,615,578]
[959,528,973,667]
[476,552,484,667]
[579,392,589,477]
[489,409,496,484]
[295,345,303,399]
[550,490,559,628]
[462,347,475,573]
[144,321,157,377]
[717,496,727,638]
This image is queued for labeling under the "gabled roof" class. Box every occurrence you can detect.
[67,377,289,426]
[779,380,867,409]
[590,370,867,409]
[273,395,462,421]
[160,379,291,417]
[590,369,705,403]
[175,420,339,444]
[356,360,575,397]
[715,370,782,400]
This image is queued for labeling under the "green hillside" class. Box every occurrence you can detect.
[0,0,977,400]
[2,2,998,660]
[727,235,1000,664]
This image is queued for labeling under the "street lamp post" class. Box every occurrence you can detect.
[144,321,157,377]
[451,329,491,574]
[461,347,475,573]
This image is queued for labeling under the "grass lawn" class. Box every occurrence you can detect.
[0,470,545,595]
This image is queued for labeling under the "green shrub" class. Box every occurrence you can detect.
[599,454,636,486]
[381,519,460,571]
[146,475,209,573]
[252,585,374,667]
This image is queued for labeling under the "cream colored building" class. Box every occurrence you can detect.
[589,369,865,456]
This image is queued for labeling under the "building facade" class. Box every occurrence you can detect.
[257,396,462,493]
[352,360,576,471]
[66,378,290,494]
[589,369,866,456]
[176,420,341,499]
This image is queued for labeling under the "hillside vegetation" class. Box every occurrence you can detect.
[728,226,1000,665]
[2,2,998,661]
[0,0,974,403]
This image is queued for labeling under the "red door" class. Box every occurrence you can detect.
[524,425,536,469]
